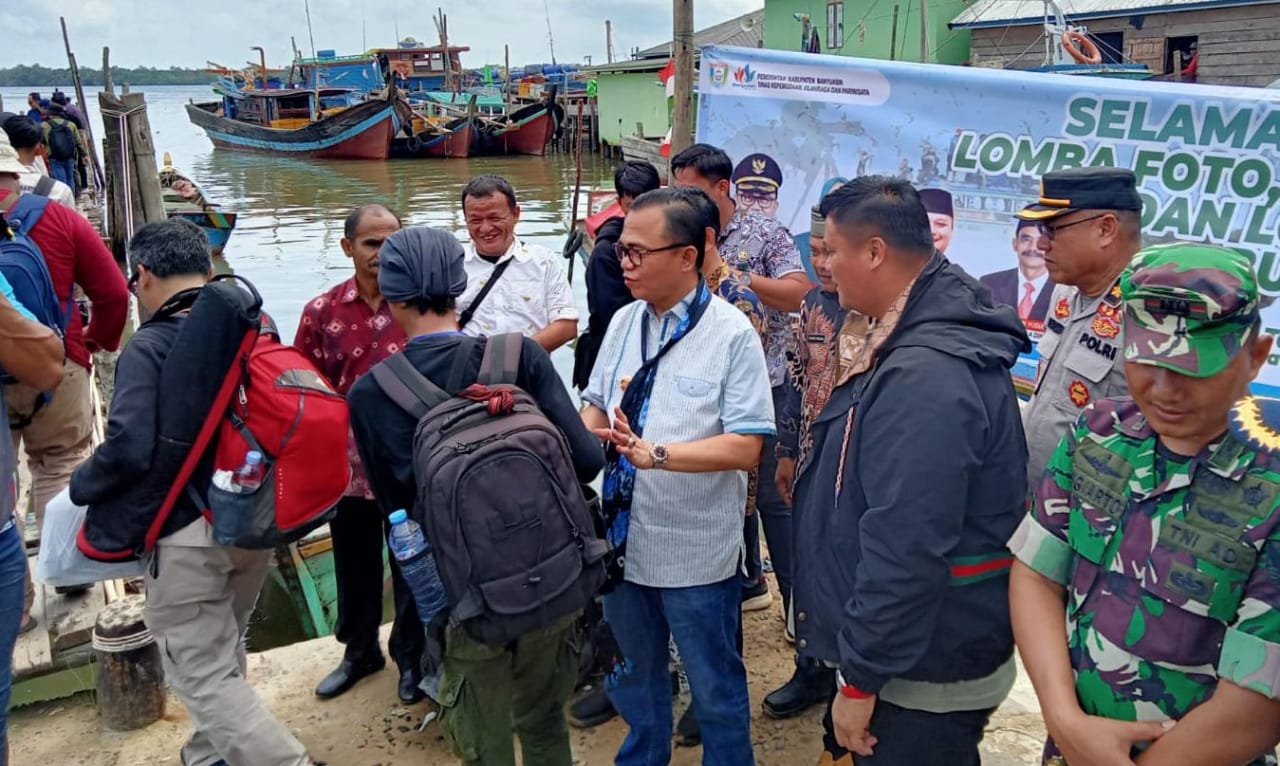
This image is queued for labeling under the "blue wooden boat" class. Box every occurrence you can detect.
[159,155,238,257]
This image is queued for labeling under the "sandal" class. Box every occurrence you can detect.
[18,615,36,635]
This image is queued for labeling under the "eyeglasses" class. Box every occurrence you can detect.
[613,242,690,265]
[1037,214,1108,241]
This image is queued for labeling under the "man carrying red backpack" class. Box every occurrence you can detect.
[70,219,320,766]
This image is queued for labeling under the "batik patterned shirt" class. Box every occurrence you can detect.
[718,211,806,387]
[294,277,406,499]
[1010,397,1280,765]
[777,288,846,470]
[707,262,766,516]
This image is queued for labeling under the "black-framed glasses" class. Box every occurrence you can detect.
[613,242,690,265]
[1037,213,1108,241]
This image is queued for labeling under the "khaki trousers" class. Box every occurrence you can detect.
[9,363,94,615]
[145,522,311,766]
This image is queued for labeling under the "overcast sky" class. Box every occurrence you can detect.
[1,0,760,70]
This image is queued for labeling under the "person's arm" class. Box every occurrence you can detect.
[348,375,417,515]
[743,224,810,312]
[597,328,772,473]
[1137,521,1280,764]
[532,318,578,352]
[67,208,128,352]
[0,289,63,391]
[69,334,160,504]
[522,338,605,481]
[1009,413,1171,764]
[534,254,578,352]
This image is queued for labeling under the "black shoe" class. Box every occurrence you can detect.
[399,668,426,703]
[675,704,701,747]
[762,663,835,719]
[55,584,91,595]
[315,656,385,699]
[741,578,772,612]
[569,687,617,729]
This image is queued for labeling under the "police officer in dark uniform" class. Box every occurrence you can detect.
[1018,167,1145,485]
[732,152,783,219]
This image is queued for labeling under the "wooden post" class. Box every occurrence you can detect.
[435,9,453,94]
[93,595,165,732]
[606,20,615,64]
[61,17,106,194]
[890,5,900,60]
[504,45,512,114]
[98,50,167,262]
[670,0,695,156]
[919,0,932,64]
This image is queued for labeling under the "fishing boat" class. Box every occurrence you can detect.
[392,116,476,159]
[186,87,397,160]
[371,38,475,96]
[475,86,561,157]
[159,154,237,257]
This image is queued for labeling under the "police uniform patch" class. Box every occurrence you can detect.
[1055,297,1070,319]
[1110,284,1122,299]
[1068,380,1090,407]
[1092,314,1120,339]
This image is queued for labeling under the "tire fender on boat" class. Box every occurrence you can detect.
[1062,31,1102,64]
[406,134,424,154]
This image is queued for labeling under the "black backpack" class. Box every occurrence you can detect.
[47,120,76,161]
[371,333,607,645]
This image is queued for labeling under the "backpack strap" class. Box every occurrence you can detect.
[33,176,55,198]
[477,333,523,386]
[371,353,450,420]
[3,193,49,235]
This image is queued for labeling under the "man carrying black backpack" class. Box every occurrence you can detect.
[348,227,605,766]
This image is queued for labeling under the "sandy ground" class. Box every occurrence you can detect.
[10,580,1047,766]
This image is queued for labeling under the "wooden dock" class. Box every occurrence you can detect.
[11,559,110,707]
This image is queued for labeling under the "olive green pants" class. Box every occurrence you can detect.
[438,612,581,766]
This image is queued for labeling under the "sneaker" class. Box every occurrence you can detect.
[741,578,772,612]
[569,687,618,729]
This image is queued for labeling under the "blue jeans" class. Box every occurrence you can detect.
[0,521,26,761]
[744,386,793,601]
[48,158,76,193]
[604,577,754,766]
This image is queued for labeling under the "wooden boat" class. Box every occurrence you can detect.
[476,87,560,157]
[621,134,669,181]
[371,39,474,95]
[392,116,475,158]
[186,89,397,160]
[159,154,237,257]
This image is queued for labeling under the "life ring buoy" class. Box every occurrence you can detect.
[406,134,423,154]
[393,61,411,78]
[1062,31,1102,65]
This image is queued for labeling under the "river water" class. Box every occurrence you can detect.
[1,84,613,380]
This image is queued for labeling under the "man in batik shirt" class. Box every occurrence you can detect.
[1010,242,1280,766]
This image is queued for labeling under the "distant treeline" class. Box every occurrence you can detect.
[0,64,210,87]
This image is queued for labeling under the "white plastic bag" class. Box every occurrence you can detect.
[34,488,144,586]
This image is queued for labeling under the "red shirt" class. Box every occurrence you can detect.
[293,276,406,498]
[0,189,129,370]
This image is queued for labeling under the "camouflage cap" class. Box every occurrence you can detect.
[1121,242,1260,378]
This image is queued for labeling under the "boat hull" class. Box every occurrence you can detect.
[390,119,475,159]
[478,105,556,157]
[167,210,238,257]
[185,99,396,160]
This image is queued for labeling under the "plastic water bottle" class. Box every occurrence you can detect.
[388,510,449,626]
[232,450,265,492]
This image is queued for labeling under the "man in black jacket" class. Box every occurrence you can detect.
[793,177,1029,765]
[572,160,660,391]
[70,220,317,766]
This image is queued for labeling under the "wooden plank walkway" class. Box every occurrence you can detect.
[12,557,109,682]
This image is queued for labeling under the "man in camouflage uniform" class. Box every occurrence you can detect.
[1017,167,1146,486]
[1009,242,1280,765]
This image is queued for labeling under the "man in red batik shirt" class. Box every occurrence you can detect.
[294,204,425,703]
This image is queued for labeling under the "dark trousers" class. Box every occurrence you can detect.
[822,697,995,765]
[330,495,424,673]
[744,386,793,600]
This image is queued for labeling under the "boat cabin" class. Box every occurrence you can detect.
[371,39,472,92]
[219,88,363,129]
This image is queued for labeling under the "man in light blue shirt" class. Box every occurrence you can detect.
[583,187,773,766]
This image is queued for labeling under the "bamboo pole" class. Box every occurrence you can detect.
[60,18,106,194]
[98,46,166,263]
[670,0,695,156]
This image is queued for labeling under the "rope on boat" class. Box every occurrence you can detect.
[91,624,155,653]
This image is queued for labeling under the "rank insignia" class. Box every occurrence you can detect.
[1068,380,1090,407]
[1054,297,1070,319]
[1110,285,1123,299]
[1091,314,1120,339]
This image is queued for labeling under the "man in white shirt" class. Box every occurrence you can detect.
[457,174,578,351]
[1,115,76,209]
[979,212,1056,324]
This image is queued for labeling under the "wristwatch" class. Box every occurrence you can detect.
[650,444,669,468]
[836,670,874,700]
[738,270,754,287]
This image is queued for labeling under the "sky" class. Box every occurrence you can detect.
[1,0,761,70]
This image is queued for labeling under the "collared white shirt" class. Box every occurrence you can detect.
[584,289,775,589]
[19,161,76,208]
[1021,271,1049,309]
[457,238,578,338]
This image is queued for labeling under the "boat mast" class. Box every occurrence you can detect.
[543,0,557,64]
[303,0,321,117]
[919,0,931,63]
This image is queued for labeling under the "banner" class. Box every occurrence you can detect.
[695,45,1280,396]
